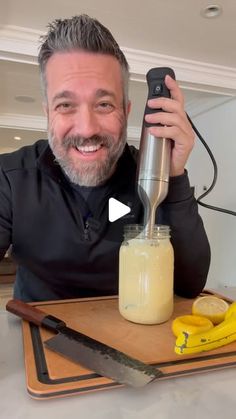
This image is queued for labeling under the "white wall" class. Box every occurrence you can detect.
[187,98,236,288]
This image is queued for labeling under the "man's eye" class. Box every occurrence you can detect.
[56,103,73,112]
[97,102,114,112]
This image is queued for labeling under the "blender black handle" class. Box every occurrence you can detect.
[144,67,176,126]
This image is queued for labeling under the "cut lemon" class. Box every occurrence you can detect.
[192,296,229,325]
[225,301,236,320]
[172,314,213,337]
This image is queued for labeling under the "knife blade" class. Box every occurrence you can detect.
[6,299,163,387]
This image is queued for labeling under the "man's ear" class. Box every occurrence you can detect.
[126,100,131,117]
[42,102,49,130]
[42,102,48,118]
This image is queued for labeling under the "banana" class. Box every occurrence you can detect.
[175,313,236,355]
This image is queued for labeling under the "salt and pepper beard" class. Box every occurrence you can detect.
[48,123,127,186]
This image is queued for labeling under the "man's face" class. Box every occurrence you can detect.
[44,51,130,186]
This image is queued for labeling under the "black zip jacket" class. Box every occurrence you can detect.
[0,140,210,301]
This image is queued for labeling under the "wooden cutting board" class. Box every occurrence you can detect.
[22,290,236,399]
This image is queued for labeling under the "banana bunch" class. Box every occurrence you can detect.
[175,304,236,355]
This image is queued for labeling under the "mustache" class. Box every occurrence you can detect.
[61,135,113,149]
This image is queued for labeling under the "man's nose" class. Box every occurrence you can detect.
[73,106,100,138]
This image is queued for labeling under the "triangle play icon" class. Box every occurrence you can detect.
[108,198,131,222]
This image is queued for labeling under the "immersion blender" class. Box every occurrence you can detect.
[137,67,176,238]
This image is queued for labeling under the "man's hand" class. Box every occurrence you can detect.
[144,75,195,177]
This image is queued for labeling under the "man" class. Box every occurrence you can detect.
[0,15,210,302]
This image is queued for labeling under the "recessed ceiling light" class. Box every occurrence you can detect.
[13,136,22,141]
[14,95,35,103]
[201,4,223,18]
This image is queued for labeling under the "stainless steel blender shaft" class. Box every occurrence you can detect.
[137,67,175,238]
[138,129,171,236]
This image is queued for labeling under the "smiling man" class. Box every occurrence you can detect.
[46,51,129,187]
[0,15,210,301]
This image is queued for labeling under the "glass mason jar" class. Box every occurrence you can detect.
[119,224,174,325]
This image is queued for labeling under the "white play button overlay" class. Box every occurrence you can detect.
[108,198,131,222]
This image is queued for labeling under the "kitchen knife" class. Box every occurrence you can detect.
[6,299,163,387]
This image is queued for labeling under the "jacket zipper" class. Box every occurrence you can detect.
[84,219,90,240]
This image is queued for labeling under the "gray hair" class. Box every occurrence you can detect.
[38,14,130,109]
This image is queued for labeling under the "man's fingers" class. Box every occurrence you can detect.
[164,74,184,104]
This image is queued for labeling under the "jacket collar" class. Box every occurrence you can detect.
[37,142,67,185]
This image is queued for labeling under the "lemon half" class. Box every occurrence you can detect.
[172,314,213,337]
[192,296,229,325]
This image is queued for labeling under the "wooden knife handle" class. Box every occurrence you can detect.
[6,299,47,325]
[6,299,66,331]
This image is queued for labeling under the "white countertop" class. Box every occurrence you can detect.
[1,287,236,419]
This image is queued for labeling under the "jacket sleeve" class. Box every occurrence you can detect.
[158,171,211,298]
[0,166,12,260]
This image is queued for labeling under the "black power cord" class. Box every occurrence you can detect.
[187,114,236,216]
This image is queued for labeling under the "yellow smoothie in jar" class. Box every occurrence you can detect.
[119,225,174,324]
